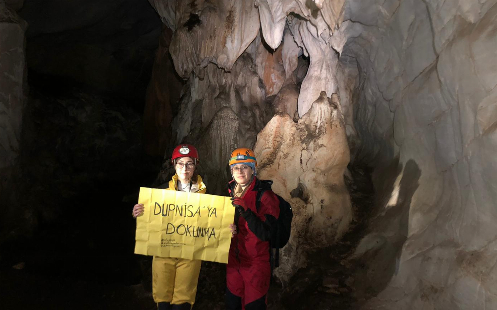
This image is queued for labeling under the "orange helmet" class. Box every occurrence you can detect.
[229,148,257,166]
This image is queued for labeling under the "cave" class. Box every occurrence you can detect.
[1,0,496,309]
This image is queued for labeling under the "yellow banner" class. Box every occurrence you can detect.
[134,187,234,264]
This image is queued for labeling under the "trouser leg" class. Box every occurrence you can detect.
[244,295,266,310]
[153,256,176,303]
[171,258,202,305]
[158,302,172,310]
[171,303,192,310]
[226,287,242,310]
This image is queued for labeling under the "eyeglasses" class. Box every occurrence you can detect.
[232,165,251,172]
[176,162,195,169]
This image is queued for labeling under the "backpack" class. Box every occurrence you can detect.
[255,180,293,268]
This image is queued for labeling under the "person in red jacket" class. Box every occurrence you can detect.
[226,147,280,310]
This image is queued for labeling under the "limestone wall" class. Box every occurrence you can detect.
[336,0,497,308]
[149,0,353,278]
[150,0,497,308]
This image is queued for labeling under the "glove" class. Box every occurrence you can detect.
[232,197,248,211]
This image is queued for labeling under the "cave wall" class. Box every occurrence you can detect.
[148,0,354,281]
[0,0,165,242]
[336,0,497,308]
[0,0,27,236]
[150,0,497,308]
[254,92,353,282]
[143,26,183,157]
[19,0,162,106]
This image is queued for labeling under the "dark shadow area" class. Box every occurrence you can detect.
[0,73,161,309]
[19,0,162,113]
[0,2,166,307]
[351,159,421,306]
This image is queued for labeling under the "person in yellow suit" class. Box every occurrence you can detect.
[133,144,206,310]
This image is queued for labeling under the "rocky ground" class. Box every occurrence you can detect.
[267,164,375,310]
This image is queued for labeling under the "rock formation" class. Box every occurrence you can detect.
[143,27,183,157]
[148,0,497,308]
[0,0,27,234]
[336,1,497,309]
[147,2,354,272]
[0,0,163,237]
[255,91,352,282]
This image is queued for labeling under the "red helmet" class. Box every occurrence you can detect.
[171,144,199,164]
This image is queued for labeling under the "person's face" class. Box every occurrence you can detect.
[231,164,254,185]
[175,157,195,183]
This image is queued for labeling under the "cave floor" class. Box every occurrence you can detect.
[0,194,156,310]
[0,267,155,309]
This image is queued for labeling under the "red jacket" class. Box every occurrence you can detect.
[228,177,280,265]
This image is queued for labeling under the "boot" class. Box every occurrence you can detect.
[158,302,172,310]
[171,303,192,310]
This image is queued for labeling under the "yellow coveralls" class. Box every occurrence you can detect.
[152,174,206,307]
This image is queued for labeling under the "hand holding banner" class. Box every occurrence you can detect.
[134,187,235,264]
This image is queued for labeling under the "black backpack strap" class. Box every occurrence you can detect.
[254,179,281,271]
[255,179,273,211]
[275,225,280,267]
[255,188,266,212]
